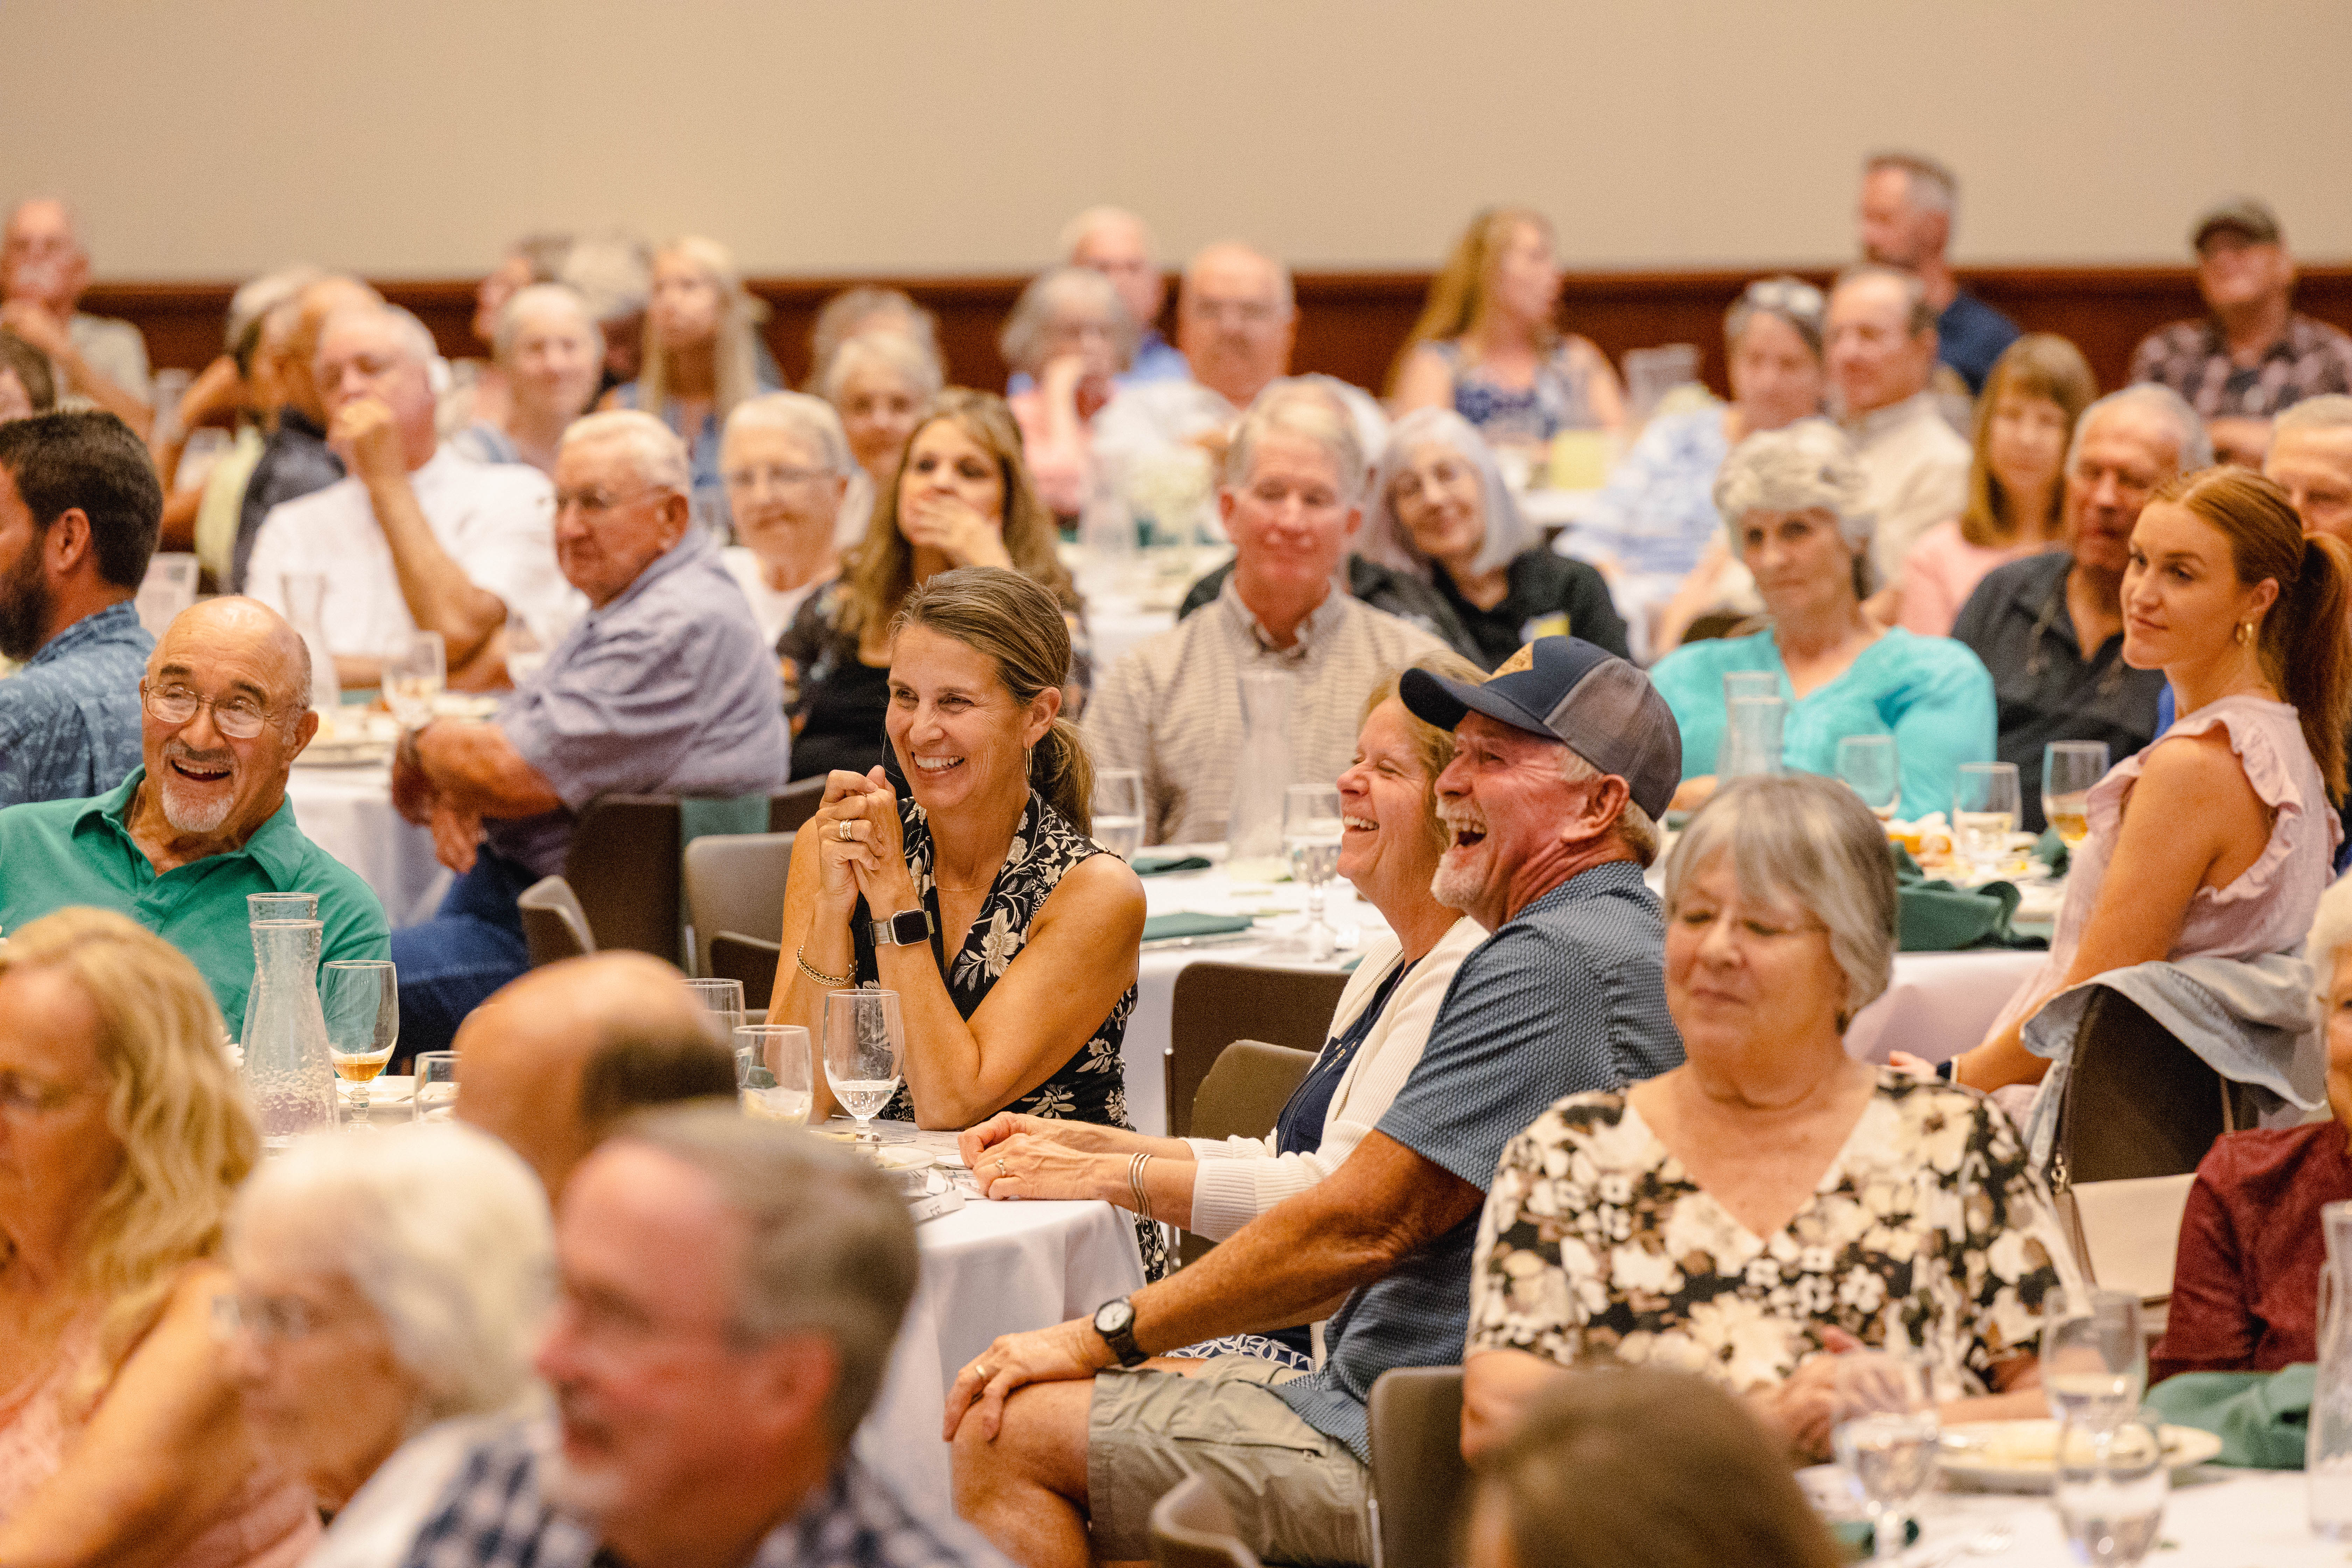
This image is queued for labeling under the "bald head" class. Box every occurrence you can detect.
[454,952,736,1197]
[137,598,317,846]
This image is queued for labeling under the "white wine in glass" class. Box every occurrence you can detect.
[823,988,905,1149]
[383,630,446,730]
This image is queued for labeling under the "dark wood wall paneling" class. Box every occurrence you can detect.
[87,267,2352,404]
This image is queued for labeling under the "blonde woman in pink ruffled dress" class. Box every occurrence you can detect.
[1960,469,2352,1093]
[0,910,316,1566]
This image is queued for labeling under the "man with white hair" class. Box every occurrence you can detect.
[0,198,153,435]
[1086,391,1443,844]
[1010,207,1187,394]
[1857,152,2019,395]
[2132,198,2352,469]
[2264,394,2352,545]
[402,1107,1006,1568]
[388,411,790,1054]
[1825,264,1972,591]
[1953,385,2204,829]
[1091,241,1386,503]
[245,303,569,689]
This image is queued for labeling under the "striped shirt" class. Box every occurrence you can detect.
[1083,575,1445,845]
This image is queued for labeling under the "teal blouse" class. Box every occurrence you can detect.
[1649,628,1996,821]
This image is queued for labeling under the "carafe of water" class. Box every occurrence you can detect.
[280,572,342,715]
[2310,1202,2352,1535]
[240,904,337,1150]
[1224,670,1294,878]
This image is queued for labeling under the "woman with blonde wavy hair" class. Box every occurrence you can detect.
[606,234,779,534]
[0,908,317,1565]
[778,387,1087,780]
[1388,206,1626,451]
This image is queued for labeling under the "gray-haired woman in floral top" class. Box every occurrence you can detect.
[1462,775,2082,1462]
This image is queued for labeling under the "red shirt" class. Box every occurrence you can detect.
[2152,1121,2352,1383]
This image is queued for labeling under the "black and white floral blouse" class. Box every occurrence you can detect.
[854,790,1133,1128]
[1466,1072,2077,1400]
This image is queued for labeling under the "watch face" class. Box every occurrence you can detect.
[1094,1298,1134,1336]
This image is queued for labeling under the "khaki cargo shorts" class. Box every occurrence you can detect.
[1086,1356,1372,1568]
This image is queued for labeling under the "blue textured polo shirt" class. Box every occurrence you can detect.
[0,768,388,1030]
[1273,859,1685,1460]
[0,600,153,808]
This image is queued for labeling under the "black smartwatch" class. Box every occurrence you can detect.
[869,907,935,948]
[1092,1295,1147,1367]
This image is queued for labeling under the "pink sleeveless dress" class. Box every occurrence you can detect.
[1989,691,2342,1040]
[0,1311,318,1566]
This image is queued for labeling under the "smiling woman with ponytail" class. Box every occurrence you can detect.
[770,563,1152,1167]
[1962,466,2352,1091]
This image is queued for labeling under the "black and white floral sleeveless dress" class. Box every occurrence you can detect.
[853,790,1166,1276]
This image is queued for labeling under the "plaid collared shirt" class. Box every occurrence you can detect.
[2128,312,2352,419]
[404,1421,1009,1568]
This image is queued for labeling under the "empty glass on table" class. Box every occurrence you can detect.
[1835,734,1900,821]
[1721,694,1786,779]
[1282,784,1345,961]
[822,988,905,1149]
[1830,1352,1938,1565]
[2041,1287,2147,1442]
[413,1050,458,1123]
[685,978,747,1077]
[1093,769,1144,861]
[2043,741,2109,851]
[2053,1409,2169,1567]
[737,1023,813,1126]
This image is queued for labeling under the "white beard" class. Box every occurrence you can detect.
[1431,859,1479,912]
[158,778,235,833]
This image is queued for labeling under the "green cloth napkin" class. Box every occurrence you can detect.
[2147,1364,2314,1469]
[1140,912,1256,943]
[1888,845,2047,953]
[2033,825,2071,877]
[1131,852,1214,876]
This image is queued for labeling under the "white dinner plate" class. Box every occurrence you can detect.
[1937,1419,2222,1492]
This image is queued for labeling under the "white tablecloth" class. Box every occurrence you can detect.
[285,762,448,924]
[1119,857,2051,1134]
[850,1126,1146,1509]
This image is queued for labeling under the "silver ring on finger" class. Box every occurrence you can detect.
[995,1158,1008,1177]
[838,818,855,842]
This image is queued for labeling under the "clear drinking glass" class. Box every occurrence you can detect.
[413,1051,459,1123]
[1836,735,1901,821]
[823,988,905,1148]
[738,1024,813,1125]
[2043,741,2110,850]
[1954,761,2022,875]
[2054,1411,2169,1567]
[1093,769,1144,861]
[685,978,746,1074]
[383,630,447,729]
[1723,670,1778,703]
[1282,784,1345,961]
[246,892,319,923]
[1830,1353,1938,1565]
[320,959,398,1113]
[2042,1288,2148,1441]
[1721,695,1786,779]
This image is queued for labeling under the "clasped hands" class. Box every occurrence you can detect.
[958,1112,1129,1202]
[812,767,918,917]
[390,725,484,874]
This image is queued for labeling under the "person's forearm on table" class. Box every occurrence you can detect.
[412,722,561,817]
[872,937,1038,1129]
[368,474,507,664]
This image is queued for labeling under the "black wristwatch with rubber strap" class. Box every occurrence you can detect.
[1092,1295,1147,1367]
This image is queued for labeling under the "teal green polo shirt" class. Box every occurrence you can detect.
[0,768,390,1033]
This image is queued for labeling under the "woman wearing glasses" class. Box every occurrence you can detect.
[1560,276,1831,653]
[718,393,853,645]
[0,909,318,1564]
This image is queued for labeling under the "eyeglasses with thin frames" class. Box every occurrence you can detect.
[139,680,290,741]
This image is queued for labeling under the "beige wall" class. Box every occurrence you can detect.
[4,0,2347,281]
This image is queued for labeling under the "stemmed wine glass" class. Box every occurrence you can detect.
[2043,741,2110,851]
[685,979,746,1077]
[383,630,446,730]
[1830,1352,1939,1564]
[2054,1408,2169,1566]
[823,988,905,1149]
[1093,769,1144,861]
[1836,735,1901,822]
[2042,1288,2147,1450]
[1281,784,1345,961]
[320,959,397,1117]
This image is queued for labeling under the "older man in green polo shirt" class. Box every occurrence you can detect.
[0,596,385,1028]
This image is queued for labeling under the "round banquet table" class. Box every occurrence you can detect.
[846,1124,1147,1509]
[284,760,449,925]
[1118,851,2054,1135]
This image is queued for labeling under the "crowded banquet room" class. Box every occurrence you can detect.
[6,1,2352,1564]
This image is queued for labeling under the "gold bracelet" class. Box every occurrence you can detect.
[794,946,854,988]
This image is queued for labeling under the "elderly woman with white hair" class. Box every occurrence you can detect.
[720,391,854,644]
[1647,419,1995,820]
[1463,775,2076,1462]
[1000,266,1135,518]
[450,282,605,476]
[219,1122,552,1566]
[1362,407,1628,667]
[820,329,944,550]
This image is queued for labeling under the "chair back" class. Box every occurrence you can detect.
[1180,1040,1318,1266]
[565,796,686,961]
[517,876,595,967]
[1366,1366,1468,1568]
[682,832,795,978]
[2053,986,2243,1191]
[710,931,784,1009]
[2062,1172,2198,1307]
[1148,1473,1259,1568]
[772,775,827,831]
[1165,962,1351,1141]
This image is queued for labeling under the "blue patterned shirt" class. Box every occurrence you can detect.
[402,1421,1011,1568]
[0,600,152,809]
[1554,406,1730,580]
[1272,860,1684,1460]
